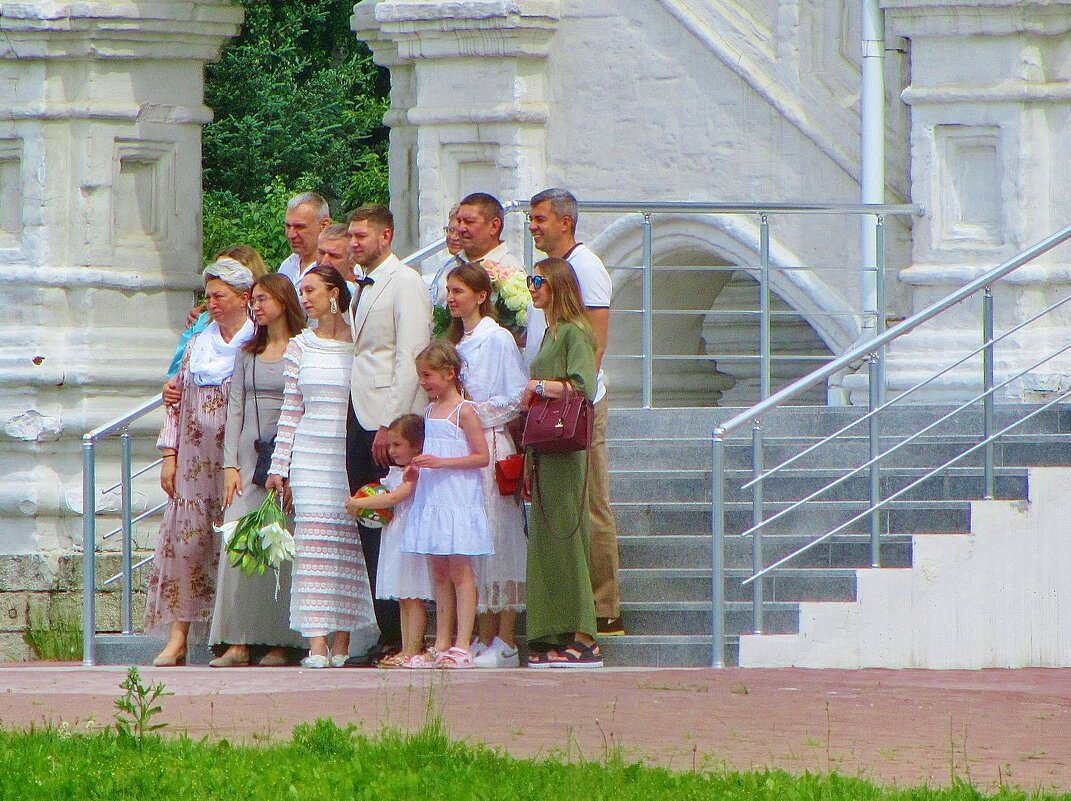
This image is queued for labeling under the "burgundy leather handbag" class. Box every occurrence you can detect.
[521,382,593,454]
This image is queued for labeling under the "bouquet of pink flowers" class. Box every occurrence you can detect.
[433,259,531,338]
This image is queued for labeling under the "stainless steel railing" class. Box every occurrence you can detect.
[81,395,164,665]
[499,201,919,407]
[710,221,1071,667]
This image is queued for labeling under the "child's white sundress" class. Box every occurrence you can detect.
[400,402,493,557]
[375,466,435,601]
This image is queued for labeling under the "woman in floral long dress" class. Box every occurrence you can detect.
[144,258,256,666]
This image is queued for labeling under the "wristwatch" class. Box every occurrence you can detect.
[535,380,546,397]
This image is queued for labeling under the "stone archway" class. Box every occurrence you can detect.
[587,213,857,407]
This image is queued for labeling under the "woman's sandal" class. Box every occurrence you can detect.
[526,649,554,669]
[548,640,603,669]
[435,646,473,669]
[376,652,406,669]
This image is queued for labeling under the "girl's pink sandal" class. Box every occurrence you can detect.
[435,646,473,669]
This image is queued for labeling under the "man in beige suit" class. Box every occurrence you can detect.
[344,204,432,665]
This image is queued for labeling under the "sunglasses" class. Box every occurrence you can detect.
[526,275,549,290]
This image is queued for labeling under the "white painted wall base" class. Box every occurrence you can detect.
[739,467,1071,669]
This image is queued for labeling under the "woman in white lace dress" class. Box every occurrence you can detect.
[445,262,529,668]
[267,266,375,668]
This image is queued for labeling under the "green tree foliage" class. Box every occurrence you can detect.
[202,0,390,264]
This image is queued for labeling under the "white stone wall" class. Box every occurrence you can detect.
[0,3,242,565]
[740,467,1071,668]
[355,0,916,404]
[854,0,1071,403]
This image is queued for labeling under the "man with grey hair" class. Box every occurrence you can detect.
[528,187,624,637]
[278,192,331,287]
[316,223,358,282]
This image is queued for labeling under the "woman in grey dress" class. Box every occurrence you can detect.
[208,274,307,667]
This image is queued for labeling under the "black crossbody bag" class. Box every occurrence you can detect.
[251,355,276,487]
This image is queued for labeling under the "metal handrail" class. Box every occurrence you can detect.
[436,199,922,408]
[576,201,920,215]
[742,385,1071,587]
[714,221,1071,438]
[737,290,1071,517]
[742,337,1071,582]
[82,394,164,665]
[710,220,1071,668]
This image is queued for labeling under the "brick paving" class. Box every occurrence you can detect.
[1,664,1069,793]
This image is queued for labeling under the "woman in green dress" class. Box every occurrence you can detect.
[521,257,602,668]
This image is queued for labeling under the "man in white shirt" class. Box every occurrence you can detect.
[455,192,523,273]
[277,192,330,287]
[528,187,624,637]
[344,204,432,664]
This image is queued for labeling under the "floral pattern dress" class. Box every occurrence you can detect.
[143,338,229,635]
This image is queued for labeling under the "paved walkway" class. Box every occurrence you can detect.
[1,664,1069,793]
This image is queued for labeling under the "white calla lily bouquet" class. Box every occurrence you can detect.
[216,489,295,578]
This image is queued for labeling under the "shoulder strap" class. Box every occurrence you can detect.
[252,354,262,439]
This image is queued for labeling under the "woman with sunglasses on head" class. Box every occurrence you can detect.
[519,258,602,668]
[208,274,307,667]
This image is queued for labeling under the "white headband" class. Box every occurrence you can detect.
[203,257,254,291]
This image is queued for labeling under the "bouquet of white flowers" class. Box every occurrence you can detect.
[216,490,295,577]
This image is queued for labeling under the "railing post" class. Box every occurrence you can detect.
[641,213,654,409]
[81,438,96,666]
[523,211,535,272]
[750,421,765,634]
[759,213,771,400]
[711,430,726,668]
[120,429,134,634]
[982,286,995,499]
[868,354,882,568]
[874,215,886,406]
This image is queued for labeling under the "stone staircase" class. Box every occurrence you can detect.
[91,403,1071,668]
[600,404,1071,667]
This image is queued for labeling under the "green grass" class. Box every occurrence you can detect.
[22,603,82,662]
[0,718,1066,801]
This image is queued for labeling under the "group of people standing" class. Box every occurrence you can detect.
[141,188,622,669]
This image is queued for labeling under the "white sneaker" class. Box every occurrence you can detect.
[472,636,520,668]
[470,638,489,658]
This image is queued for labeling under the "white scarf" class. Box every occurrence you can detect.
[188,319,255,387]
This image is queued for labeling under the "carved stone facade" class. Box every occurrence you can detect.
[357,0,1071,406]
[354,0,917,405]
[0,2,241,651]
[872,0,1071,402]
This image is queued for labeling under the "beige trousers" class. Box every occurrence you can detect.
[587,397,621,618]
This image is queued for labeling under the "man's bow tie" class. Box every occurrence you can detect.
[356,276,374,287]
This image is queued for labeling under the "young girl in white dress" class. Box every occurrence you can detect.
[445,263,529,668]
[399,341,491,669]
[345,414,433,668]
